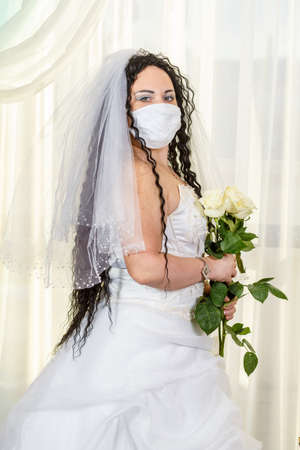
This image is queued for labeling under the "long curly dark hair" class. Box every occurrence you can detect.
[51,48,203,359]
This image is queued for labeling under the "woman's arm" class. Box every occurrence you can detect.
[124,161,236,290]
[124,251,207,290]
[125,251,238,320]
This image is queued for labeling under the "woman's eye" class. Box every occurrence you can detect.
[136,95,175,102]
[136,96,151,102]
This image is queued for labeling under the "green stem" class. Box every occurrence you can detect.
[219,318,227,357]
[218,322,221,354]
[236,252,245,273]
[215,218,219,240]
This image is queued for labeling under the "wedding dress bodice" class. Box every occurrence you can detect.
[109,184,208,320]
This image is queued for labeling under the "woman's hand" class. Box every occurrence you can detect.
[205,253,237,284]
[204,253,238,320]
[222,296,238,321]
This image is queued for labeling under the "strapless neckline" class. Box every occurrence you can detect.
[167,183,194,220]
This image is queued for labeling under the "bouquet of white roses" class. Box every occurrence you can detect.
[191,186,288,376]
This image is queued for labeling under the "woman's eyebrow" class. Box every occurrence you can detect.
[134,89,175,94]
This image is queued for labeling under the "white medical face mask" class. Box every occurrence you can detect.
[129,103,181,149]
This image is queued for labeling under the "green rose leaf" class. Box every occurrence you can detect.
[247,283,269,303]
[224,323,244,347]
[217,220,228,238]
[205,236,224,259]
[238,327,251,335]
[266,283,288,300]
[232,219,245,233]
[244,352,258,376]
[228,282,244,298]
[256,277,274,283]
[220,216,235,232]
[232,322,244,333]
[220,231,247,253]
[210,282,228,307]
[241,241,255,252]
[234,219,245,232]
[194,298,221,335]
[238,232,258,241]
[231,323,251,335]
[205,247,224,259]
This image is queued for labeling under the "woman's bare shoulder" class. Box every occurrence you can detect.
[133,159,163,248]
[134,159,159,194]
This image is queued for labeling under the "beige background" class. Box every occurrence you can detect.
[0,1,299,449]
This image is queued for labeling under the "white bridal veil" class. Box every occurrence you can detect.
[0,47,223,290]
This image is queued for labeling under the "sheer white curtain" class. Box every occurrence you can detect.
[0,1,299,449]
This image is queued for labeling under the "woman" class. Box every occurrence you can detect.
[0,48,262,449]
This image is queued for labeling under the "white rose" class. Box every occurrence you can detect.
[193,199,205,216]
[199,189,226,217]
[223,186,256,219]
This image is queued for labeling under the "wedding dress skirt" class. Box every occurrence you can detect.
[0,184,263,449]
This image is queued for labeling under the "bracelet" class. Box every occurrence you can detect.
[197,256,210,281]
[197,256,211,295]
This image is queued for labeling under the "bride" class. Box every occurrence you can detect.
[0,48,262,449]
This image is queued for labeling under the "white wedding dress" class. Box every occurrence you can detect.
[0,184,263,449]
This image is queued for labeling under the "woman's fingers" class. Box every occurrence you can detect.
[223,296,235,306]
[223,296,237,320]
[225,309,235,319]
